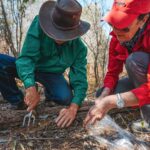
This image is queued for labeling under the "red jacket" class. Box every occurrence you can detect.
[104,22,150,107]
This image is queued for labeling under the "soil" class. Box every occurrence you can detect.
[0,95,149,150]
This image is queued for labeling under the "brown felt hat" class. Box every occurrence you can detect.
[39,0,90,41]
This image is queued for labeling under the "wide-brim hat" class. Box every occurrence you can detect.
[39,0,90,41]
[103,0,150,29]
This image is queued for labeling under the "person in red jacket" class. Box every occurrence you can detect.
[84,0,150,133]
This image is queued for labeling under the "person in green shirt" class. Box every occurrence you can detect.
[0,0,90,128]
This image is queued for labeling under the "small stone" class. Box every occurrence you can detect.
[27,141,34,147]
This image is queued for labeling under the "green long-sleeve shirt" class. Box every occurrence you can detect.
[16,16,88,106]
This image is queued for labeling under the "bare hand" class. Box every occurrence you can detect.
[55,104,79,128]
[24,86,40,111]
[83,98,112,127]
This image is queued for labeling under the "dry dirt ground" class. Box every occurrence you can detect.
[0,94,149,150]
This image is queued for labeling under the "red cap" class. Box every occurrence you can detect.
[103,0,150,29]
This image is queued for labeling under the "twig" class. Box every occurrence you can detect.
[0,137,57,144]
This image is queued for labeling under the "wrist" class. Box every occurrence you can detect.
[104,95,117,110]
[26,86,36,92]
[69,103,79,112]
[26,86,36,89]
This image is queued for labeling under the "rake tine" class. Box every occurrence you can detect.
[27,115,31,127]
[32,115,36,125]
[22,115,27,127]
[22,113,30,127]
[28,111,32,127]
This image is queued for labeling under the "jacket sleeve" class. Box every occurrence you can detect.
[104,37,124,91]
[69,41,88,106]
[16,16,41,88]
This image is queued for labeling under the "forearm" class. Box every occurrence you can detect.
[100,87,112,97]
[104,91,139,109]
[120,91,138,107]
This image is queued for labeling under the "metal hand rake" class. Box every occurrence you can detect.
[22,82,43,127]
[22,111,35,127]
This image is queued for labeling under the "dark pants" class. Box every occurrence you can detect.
[96,52,150,123]
[0,54,73,105]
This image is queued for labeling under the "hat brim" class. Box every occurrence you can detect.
[39,1,90,41]
[103,8,138,29]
